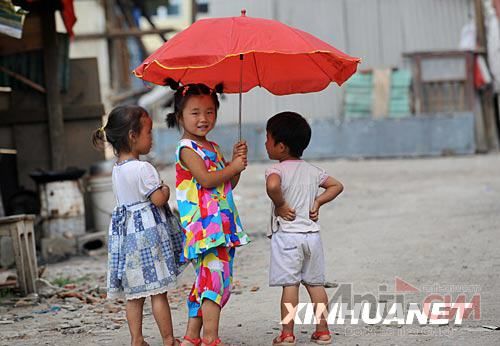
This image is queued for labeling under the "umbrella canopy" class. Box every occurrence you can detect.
[133,10,360,95]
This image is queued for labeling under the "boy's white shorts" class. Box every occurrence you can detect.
[269,231,325,287]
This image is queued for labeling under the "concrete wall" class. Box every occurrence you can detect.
[56,1,111,111]
[0,58,105,190]
[152,112,475,164]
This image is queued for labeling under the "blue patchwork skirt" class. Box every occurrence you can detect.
[107,201,186,300]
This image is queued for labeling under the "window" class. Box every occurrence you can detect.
[166,0,181,16]
[197,0,209,14]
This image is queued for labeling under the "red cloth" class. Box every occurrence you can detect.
[60,0,76,38]
[133,11,360,95]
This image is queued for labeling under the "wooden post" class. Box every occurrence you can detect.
[474,0,486,50]
[41,8,66,170]
[191,0,197,24]
[104,0,116,91]
[482,88,500,150]
[474,0,499,151]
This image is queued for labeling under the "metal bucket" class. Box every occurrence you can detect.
[87,175,114,233]
[39,180,86,238]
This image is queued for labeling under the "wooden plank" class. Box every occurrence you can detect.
[41,8,66,170]
[131,0,168,42]
[116,0,148,58]
[474,0,486,51]
[0,214,35,226]
[21,220,37,294]
[413,56,423,114]
[0,66,46,93]
[109,88,150,104]
[62,104,106,120]
[481,88,500,150]
[191,0,197,23]
[73,27,176,41]
[12,221,28,296]
[403,50,485,58]
[0,14,42,56]
[372,68,391,118]
[0,104,105,125]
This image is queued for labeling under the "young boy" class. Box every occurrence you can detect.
[265,112,343,346]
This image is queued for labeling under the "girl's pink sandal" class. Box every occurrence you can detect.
[272,331,296,346]
[201,338,222,346]
[311,330,332,345]
[182,336,202,346]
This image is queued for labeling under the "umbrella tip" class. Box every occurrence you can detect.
[241,8,246,16]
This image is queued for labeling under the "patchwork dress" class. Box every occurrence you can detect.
[107,159,185,300]
[175,139,250,317]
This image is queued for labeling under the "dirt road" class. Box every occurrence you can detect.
[1,154,500,345]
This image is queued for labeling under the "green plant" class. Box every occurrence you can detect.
[50,274,91,287]
[51,276,73,287]
[0,287,15,302]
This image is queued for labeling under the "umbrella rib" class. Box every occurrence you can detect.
[305,53,333,83]
[283,24,334,83]
[178,68,189,85]
[252,52,262,87]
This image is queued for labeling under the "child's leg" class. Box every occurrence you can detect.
[200,247,234,345]
[269,232,303,344]
[126,297,148,346]
[179,247,233,345]
[302,233,330,342]
[182,317,202,345]
[280,285,300,335]
[151,293,177,346]
[201,299,221,343]
[304,285,330,336]
[182,257,204,345]
[305,285,332,344]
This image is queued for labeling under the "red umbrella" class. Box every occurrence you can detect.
[134,10,360,138]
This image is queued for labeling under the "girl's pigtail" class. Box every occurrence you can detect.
[214,83,224,94]
[164,78,180,91]
[91,126,106,150]
[166,112,178,128]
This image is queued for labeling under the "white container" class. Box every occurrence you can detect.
[88,175,115,233]
[39,180,86,238]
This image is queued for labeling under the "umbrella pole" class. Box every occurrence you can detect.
[239,54,243,142]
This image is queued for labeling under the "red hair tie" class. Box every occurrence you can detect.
[182,85,190,96]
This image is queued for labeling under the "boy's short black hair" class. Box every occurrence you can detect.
[266,111,311,158]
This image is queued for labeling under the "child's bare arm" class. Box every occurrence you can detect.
[229,141,248,189]
[150,185,170,207]
[230,174,241,189]
[181,148,245,189]
[266,173,296,221]
[310,176,343,221]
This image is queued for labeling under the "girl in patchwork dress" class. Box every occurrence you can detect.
[92,105,185,346]
[165,81,250,346]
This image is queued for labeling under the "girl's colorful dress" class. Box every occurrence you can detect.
[175,139,250,317]
[107,159,185,300]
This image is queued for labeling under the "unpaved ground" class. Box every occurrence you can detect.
[1,154,500,345]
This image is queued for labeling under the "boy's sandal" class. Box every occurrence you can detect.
[201,338,222,346]
[182,336,202,346]
[272,331,296,346]
[311,330,332,345]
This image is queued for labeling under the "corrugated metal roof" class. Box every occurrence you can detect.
[209,0,473,123]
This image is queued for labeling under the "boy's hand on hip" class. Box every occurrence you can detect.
[310,200,320,222]
[276,203,296,221]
